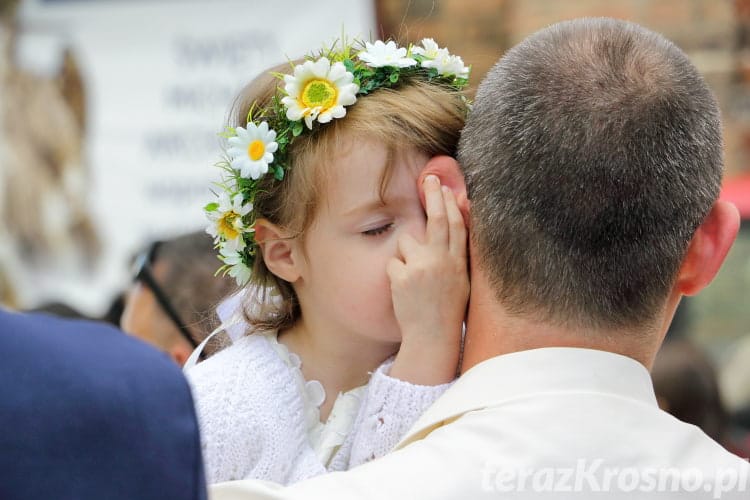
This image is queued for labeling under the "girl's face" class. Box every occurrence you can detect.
[293,136,428,345]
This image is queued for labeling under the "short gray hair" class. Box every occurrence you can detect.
[458,18,723,330]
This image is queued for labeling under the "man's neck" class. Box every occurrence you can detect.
[460,266,666,375]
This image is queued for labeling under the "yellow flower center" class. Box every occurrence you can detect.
[218,212,240,240]
[248,140,265,161]
[300,78,338,111]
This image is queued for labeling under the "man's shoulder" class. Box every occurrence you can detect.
[657,409,750,468]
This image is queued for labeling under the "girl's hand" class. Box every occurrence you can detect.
[387,174,469,385]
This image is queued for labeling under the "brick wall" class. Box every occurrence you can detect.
[376,0,747,177]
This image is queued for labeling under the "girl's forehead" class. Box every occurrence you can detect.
[323,139,426,211]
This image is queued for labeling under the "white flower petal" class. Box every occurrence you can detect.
[230,157,247,172]
[359,40,416,68]
[414,38,441,58]
[226,121,279,179]
[282,56,357,128]
[398,57,417,68]
[328,106,346,119]
[235,127,249,141]
[286,106,304,121]
[311,57,330,77]
[327,62,347,82]
[218,192,232,208]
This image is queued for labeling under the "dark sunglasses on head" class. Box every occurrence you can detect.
[132,242,199,350]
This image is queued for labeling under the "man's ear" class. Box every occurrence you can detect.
[417,156,470,226]
[253,219,301,283]
[676,200,740,296]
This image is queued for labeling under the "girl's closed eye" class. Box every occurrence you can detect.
[362,223,394,237]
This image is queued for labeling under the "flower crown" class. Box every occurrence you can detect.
[205,38,470,285]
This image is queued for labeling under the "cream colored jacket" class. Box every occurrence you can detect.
[210,347,750,499]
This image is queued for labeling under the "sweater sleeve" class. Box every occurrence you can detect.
[185,334,322,485]
[185,337,269,484]
[345,359,454,468]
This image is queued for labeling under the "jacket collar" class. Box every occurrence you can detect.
[395,347,657,449]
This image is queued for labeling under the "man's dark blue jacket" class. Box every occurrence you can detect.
[0,308,207,500]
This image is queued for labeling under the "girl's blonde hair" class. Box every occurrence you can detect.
[230,61,469,332]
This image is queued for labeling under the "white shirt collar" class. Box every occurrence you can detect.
[396,347,657,448]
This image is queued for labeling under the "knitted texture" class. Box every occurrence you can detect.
[348,359,453,467]
[186,334,323,484]
[186,333,452,484]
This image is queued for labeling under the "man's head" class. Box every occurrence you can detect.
[120,231,235,365]
[457,18,732,333]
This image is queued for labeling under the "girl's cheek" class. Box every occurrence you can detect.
[405,216,427,243]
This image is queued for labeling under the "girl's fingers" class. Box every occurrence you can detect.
[424,175,448,246]
[386,257,407,285]
[397,233,420,261]
[443,186,467,259]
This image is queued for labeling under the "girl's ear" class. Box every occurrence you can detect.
[418,156,470,226]
[253,219,302,283]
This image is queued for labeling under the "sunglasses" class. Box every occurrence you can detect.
[132,242,199,350]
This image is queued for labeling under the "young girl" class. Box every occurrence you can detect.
[187,37,471,485]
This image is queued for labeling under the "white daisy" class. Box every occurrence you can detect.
[412,38,442,59]
[281,57,359,129]
[414,38,470,79]
[206,192,252,251]
[358,40,416,69]
[227,121,278,180]
[220,247,253,286]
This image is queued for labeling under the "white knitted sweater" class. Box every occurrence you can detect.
[186,332,451,485]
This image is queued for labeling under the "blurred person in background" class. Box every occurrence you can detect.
[717,213,750,433]
[652,339,750,458]
[720,328,750,433]
[0,306,207,500]
[0,0,99,302]
[120,231,236,365]
[99,290,127,326]
[0,262,17,308]
[28,300,88,319]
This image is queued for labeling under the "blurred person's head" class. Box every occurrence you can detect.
[29,301,87,320]
[652,339,728,444]
[120,231,235,365]
[0,0,19,22]
[100,291,126,326]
